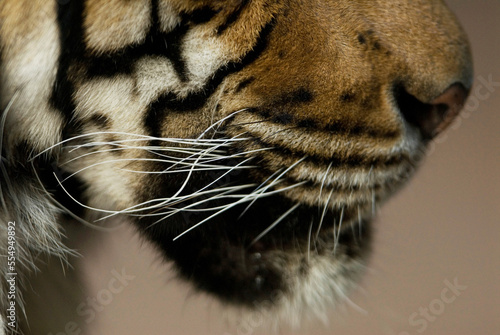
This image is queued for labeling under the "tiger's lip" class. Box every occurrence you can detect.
[227,139,416,212]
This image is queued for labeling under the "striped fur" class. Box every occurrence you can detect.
[0,0,472,333]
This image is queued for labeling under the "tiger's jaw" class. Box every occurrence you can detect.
[135,168,373,317]
[130,112,420,317]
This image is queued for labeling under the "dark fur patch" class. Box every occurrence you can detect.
[340,92,356,102]
[357,33,366,44]
[216,0,250,35]
[235,77,255,92]
[296,118,318,128]
[276,87,314,105]
[183,6,221,24]
[86,114,111,129]
[51,0,85,123]
[272,113,294,125]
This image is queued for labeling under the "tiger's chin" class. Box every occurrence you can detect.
[134,172,372,324]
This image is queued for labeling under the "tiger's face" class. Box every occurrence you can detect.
[1,0,472,323]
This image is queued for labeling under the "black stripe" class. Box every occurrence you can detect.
[247,137,410,169]
[144,20,276,139]
[86,2,222,81]
[184,6,221,24]
[247,108,399,139]
[216,0,250,35]
[235,77,255,92]
[51,0,85,129]
[87,0,189,81]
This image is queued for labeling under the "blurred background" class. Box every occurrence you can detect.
[28,1,500,334]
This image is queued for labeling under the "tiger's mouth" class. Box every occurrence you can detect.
[133,115,417,310]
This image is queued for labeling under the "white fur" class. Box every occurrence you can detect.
[0,2,63,154]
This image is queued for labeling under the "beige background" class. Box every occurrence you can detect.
[41,1,500,334]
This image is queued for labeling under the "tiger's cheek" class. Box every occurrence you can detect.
[217,1,403,144]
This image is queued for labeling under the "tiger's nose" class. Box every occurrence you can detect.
[396,83,469,140]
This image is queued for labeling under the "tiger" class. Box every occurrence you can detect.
[0,0,472,333]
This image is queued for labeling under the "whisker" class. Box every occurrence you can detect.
[53,172,121,215]
[238,156,307,219]
[97,184,256,221]
[237,168,284,219]
[161,133,247,173]
[61,146,133,166]
[307,219,314,262]
[97,152,256,221]
[137,156,257,219]
[32,131,252,160]
[333,207,344,256]
[151,181,307,219]
[227,118,270,128]
[185,147,273,166]
[183,157,253,198]
[120,165,256,174]
[61,157,194,183]
[318,161,333,207]
[0,91,18,210]
[250,203,301,246]
[166,136,246,203]
[315,187,334,241]
[32,162,121,232]
[144,184,257,220]
[63,144,228,165]
[197,108,248,140]
[171,195,254,241]
[169,179,307,241]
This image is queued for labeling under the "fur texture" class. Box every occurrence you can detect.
[0,0,472,333]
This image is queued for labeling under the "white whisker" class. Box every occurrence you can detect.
[31,162,121,232]
[0,91,18,209]
[250,203,301,246]
[120,165,256,174]
[150,181,307,220]
[318,161,333,206]
[333,207,344,256]
[170,179,306,241]
[307,219,314,262]
[315,187,334,241]
[160,133,247,173]
[237,168,284,219]
[32,131,252,160]
[61,157,190,183]
[358,205,363,240]
[97,184,256,221]
[239,156,307,219]
[197,108,248,140]
[144,184,257,221]
[53,172,119,215]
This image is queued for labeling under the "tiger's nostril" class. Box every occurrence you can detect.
[395,83,468,140]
